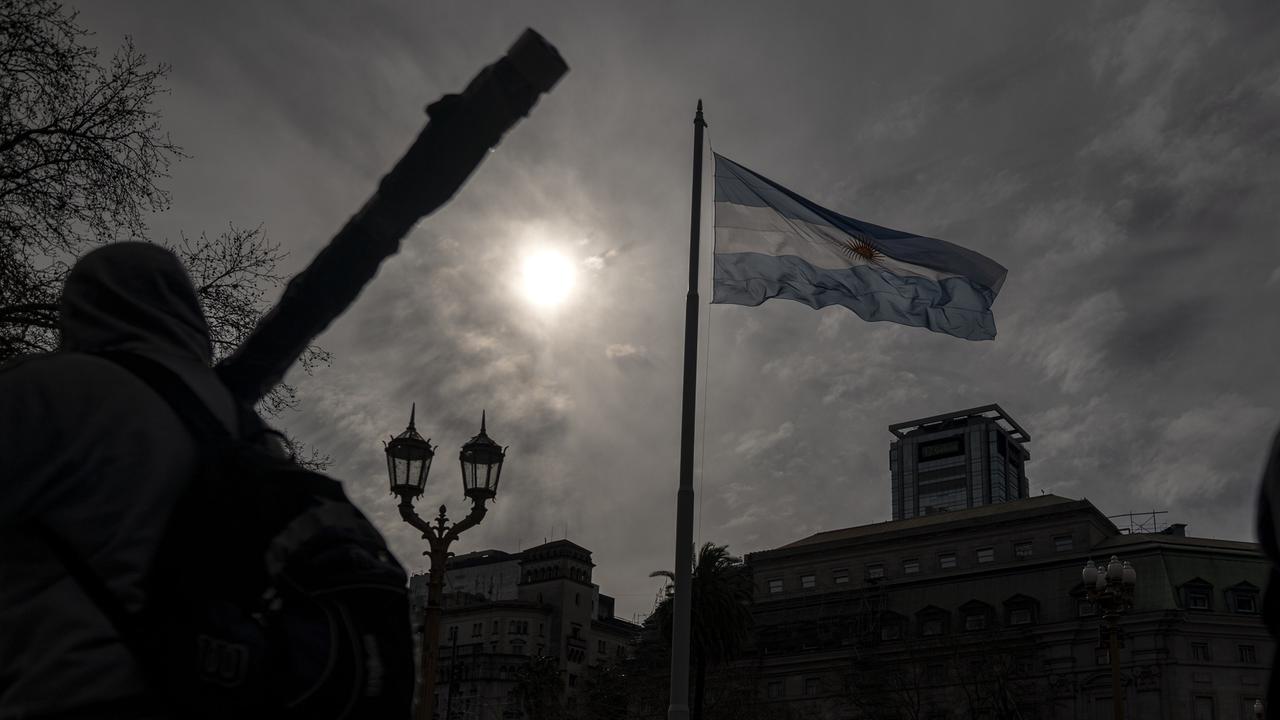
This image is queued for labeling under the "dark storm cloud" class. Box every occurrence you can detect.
[71,0,1280,619]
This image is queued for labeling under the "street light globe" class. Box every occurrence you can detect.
[1122,560,1137,588]
[1082,561,1098,587]
[1107,555,1123,583]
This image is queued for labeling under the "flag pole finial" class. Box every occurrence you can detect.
[694,100,706,128]
[408,402,417,430]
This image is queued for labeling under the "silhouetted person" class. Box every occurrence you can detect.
[0,243,237,719]
[1259,433,1280,705]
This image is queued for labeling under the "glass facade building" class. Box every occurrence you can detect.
[889,404,1031,520]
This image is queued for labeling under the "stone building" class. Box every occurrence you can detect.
[746,494,1272,719]
[410,539,641,719]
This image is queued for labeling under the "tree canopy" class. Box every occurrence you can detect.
[0,0,328,436]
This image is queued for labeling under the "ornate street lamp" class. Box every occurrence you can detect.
[460,411,506,501]
[386,408,507,720]
[1082,555,1138,720]
[387,404,435,500]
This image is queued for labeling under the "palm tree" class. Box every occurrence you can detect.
[650,543,754,720]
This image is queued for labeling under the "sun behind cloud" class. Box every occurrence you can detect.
[520,249,576,308]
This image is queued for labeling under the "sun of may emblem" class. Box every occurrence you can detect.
[833,233,883,264]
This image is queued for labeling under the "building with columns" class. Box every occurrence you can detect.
[744,408,1272,720]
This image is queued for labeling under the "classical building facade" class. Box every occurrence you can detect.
[746,494,1272,719]
[409,540,640,719]
[890,405,1031,520]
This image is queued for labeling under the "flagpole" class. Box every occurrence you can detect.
[669,99,706,720]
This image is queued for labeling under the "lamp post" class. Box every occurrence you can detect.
[1082,555,1137,720]
[1256,699,1264,719]
[386,405,507,720]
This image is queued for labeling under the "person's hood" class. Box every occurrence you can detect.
[57,242,237,433]
[58,242,212,364]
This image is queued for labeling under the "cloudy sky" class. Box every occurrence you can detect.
[76,1,1280,620]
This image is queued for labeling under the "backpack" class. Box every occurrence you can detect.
[40,351,414,719]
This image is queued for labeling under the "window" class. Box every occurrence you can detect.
[804,677,819,697]
[1188,591,1211,610]
[918,436,964,461]
[598,640,608,654]
[833,569,849,585]
[963,613,986,631]
[938,553,957,569]
[471,622,482,637]
[575,592,580,606]
[903,558,920,574]
[1230,584,1260,613]
[1239,644,1257,664]
[1053,535,1073,552]
[921,618,944,636]
[768,578,784,594]
[801,574,816,589]
[1095,648,1109,665]
[1191,642,1211,662]
[568,673,576,687]
[511,639,526,655]
[767,681,783,699]
[539,623,545,636]
[1004,595,1038,626]
[1077,600,1096,617]
[1193,696,1215,720]
[493,620,501,634]
[866,564,885,580]
[1014,541,1033,559]
[880,624,901,641]
[977,547,994,564]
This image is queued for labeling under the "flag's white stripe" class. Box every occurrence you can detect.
[714,202,958,282]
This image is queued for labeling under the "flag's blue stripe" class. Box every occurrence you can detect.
[713,153,1007,294]
[712,251,998,341]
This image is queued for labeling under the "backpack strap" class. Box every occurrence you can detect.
[33,523,151,658]
[93,351,233,442]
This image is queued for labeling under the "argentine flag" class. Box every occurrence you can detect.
[712,153,1007,340]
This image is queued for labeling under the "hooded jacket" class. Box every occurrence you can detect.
[0,243,237,718]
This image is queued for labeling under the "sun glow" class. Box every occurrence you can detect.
[520,249,576,307]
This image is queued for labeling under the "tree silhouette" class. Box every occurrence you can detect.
[650,543,754,720]
[0,0,329,456]
[514,653,563,720]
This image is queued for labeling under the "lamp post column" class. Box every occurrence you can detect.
[1107,610,1122,720]
[400,503,488,720]
[419,531,451,720]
